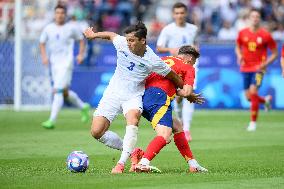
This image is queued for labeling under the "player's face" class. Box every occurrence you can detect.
[173,7,187,25]
[182,54,196,65]
[55,8,66,25]
[126,32,146,56]
[249,11,261,28]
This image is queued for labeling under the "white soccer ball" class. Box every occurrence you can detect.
[66,151,89,173]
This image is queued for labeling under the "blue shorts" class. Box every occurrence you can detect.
[142,87,174,129]
[242,71,264,90]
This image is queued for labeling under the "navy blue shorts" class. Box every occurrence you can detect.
[142,87,174,128]
[242,71,264,90]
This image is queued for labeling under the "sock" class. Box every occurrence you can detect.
[143,136,167,161]
[67,90,85,109]
[182,100,194,131]
[139,158,150,166]
[118,125,138,165]
[49,93,64,122]
[250,94,259,122]
[97,130,123,151]
[174,132,194,161]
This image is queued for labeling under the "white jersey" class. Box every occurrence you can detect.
[157,22,198,48]
[105,35,171,99]
[39,22,83,68]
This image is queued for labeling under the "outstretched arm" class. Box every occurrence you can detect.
[165,70,184,89]
[83,27,117,41]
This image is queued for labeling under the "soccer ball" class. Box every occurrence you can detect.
[66,151,89,173]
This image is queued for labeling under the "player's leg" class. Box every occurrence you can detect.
[247,71,269,131]
[91,94,123,150]
[182,99,194,141]
[62,68,91,123]
[172,117,207,172]
[112,97,142,174]
[42,67,64,129]
[138,124,172,166]
[134,88,173,172]
[42,89,64,129]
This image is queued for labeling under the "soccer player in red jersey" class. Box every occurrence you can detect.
[235,9,278,131]
[131,45,207,173]
[281,45,284,77]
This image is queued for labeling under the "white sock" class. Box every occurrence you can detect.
[67,90,85,109]
[182,99,194,131]
[118,125,138,165]
[188,159,198,168]
[49,93,64,122]
[98,131,123,151]
[139,158,150,166]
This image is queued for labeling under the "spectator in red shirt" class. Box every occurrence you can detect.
[235,9,278,131]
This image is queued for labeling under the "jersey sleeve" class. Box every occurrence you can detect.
[184,66,195,87]
[113,35,127,51]
[266,32,277,50]
[151,54,171,77]
[39,27,48,43]
[156,27,168,47]
[282,45,284,57]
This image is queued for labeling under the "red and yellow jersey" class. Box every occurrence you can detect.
[145,56,195,97]
[236,27,277,72]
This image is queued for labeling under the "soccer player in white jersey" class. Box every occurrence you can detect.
[84,21,184,174]
[39,5,90,129]
[156,2,198,141]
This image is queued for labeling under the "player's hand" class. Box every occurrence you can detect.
[187,93,205,105]
[169,48,179,56]
[83,27,96,39]
[76,54,84,64]
[42,56,49,66]
[257,63,267,71]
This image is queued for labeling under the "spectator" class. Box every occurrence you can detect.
[218,20,237,41]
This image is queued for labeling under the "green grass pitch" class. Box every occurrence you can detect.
[0,109,283,189]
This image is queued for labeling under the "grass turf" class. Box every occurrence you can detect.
[0,109,283,189]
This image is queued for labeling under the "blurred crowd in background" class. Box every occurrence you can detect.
[0,0,284,42]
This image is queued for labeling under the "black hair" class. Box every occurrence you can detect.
[54,4,67,13]
[178,45,200,59]
[172,2,188,12]
[124,21,147,40]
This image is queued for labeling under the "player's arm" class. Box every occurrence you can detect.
[156,46,179,56]
[39,43,48,66]
[259,47,278,70]
[76,39,85,64]
[156,28,179,55]
[235,44,243,65]
[176,84,193,97]
[83,27,117,41]
[165,70,184,89]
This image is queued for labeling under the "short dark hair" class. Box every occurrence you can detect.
[172,2,188,12]
[178,45,200,58]
[124,21,147,40]
[54,4,67,13]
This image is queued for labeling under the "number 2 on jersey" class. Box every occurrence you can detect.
[127,62,135,71]
[164,58,175,67]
